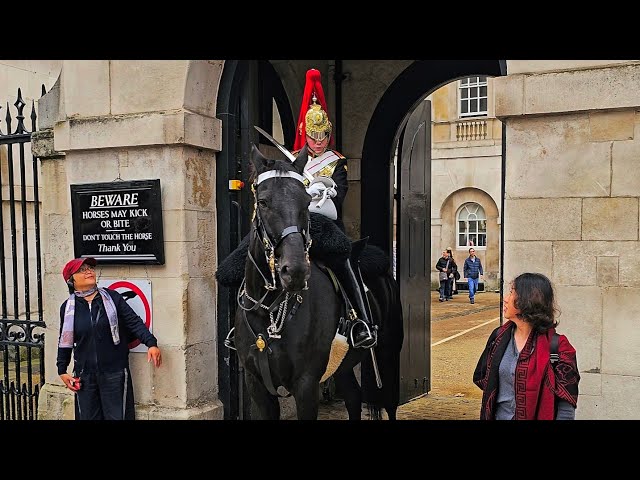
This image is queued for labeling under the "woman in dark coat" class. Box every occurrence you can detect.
[57,257,162,420]
[446,248,458,298]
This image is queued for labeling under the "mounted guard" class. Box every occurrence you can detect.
[281,68,377,349]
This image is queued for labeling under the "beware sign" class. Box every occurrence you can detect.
[97,279,152,353]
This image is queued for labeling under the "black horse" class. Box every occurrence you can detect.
[234,144,403,420]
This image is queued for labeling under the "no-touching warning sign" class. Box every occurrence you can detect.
[97,279,152,353]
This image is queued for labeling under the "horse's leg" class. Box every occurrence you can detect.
[245,370,280,420]
[291,376,321,420]
[333,370,363,420]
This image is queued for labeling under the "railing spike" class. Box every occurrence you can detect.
[41,84,46,97]
[14,88,27,134]
[5,102,12,133]
[30,100,37,132]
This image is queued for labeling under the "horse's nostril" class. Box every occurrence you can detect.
[281,265,289,275]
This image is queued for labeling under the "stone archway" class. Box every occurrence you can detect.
[361,60,506,254]
[438,188,500,289]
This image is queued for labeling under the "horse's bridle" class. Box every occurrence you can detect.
[235,169,312,373]
[237,169,312,313]
[250,170,312,292]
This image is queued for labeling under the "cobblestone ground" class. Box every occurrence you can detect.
[317,289,501,420]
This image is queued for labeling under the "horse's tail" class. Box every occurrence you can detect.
[360,270,404,419]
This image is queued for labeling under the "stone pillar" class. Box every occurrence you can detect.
[495,60,640,419]
[36,60,225,419]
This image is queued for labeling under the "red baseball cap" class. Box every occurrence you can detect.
[62,257,97,282]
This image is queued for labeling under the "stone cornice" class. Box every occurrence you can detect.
[32,128,65,160]
[495,63,640,119]
[53,110,221,153]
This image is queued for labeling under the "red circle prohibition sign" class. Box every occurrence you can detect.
[107,281,151,350]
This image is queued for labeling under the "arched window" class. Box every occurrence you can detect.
[457,203,487,248]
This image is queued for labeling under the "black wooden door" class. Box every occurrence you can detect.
[216,60,294,420]
[397,100,431,404]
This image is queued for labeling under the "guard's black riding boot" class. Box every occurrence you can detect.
[342,258,377,349]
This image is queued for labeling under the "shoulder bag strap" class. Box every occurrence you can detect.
[550,332,559,366]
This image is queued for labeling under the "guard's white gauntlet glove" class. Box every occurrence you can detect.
[306,176,338,220]
[306,183,326,198]
[324,186,338,198]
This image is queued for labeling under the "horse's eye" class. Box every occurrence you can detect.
[257,199,268,209]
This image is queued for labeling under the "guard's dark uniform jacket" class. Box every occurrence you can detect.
[293,148,348,229]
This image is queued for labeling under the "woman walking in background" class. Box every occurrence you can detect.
[446,248,459,297]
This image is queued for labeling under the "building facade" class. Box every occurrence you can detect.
[1,60,638,420]
[428,77,502,290]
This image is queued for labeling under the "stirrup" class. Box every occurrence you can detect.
[224,327,236,351]
[350,318,377,349]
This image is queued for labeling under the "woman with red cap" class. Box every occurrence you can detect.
[57,257,162,420]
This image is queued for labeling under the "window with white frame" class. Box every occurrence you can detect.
[459,76,488,118]
[457,203,487,248]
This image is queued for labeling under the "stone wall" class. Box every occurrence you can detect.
[36,60,224,419]
[497,60,640,419]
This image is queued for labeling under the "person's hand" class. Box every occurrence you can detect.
[306,183,325,198]
[60,373,81,391]
[148,346,162,367]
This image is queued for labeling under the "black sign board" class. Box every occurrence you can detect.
[70,179,165,264]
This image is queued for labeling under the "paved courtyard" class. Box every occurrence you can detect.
[317,289,502,420]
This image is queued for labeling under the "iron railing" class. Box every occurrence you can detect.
[0,86,46,420]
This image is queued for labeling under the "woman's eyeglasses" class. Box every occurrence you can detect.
[77,265,95,274]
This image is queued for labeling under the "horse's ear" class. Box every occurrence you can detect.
[292,144,308,175]
[250,144,276,174]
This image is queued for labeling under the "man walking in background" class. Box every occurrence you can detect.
[463,248,483,304]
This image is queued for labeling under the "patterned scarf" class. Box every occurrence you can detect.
[58,287,120,348]
[473,320,580,420]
